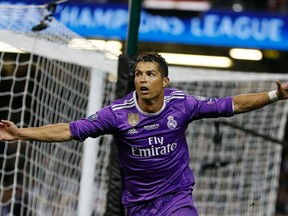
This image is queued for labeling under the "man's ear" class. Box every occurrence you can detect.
[163,77,170,88]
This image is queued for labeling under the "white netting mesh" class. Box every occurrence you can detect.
[168,67,288,216]
[0,3,118,71]
[0,3,116,216]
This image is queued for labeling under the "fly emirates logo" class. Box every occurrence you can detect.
[131,136,178,157]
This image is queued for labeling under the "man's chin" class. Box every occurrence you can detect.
[139,94,152,101]
[140,95,150,100]
[137,91,148,97]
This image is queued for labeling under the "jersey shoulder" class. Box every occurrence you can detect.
[110,91,135,111]
[164,88,187,103]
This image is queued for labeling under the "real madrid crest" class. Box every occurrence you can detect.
[128,113,139,127]
[167,116,177,129]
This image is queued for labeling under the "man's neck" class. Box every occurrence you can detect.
[138,98,164,113]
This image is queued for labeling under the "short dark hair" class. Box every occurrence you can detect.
[134,52,169,77]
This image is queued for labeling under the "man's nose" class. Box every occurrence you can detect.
[140,74,147,82]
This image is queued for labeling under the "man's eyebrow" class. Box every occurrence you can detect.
[135,69,156,73]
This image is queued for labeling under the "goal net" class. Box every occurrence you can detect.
[168,67,288,216]
[0,3,117,216]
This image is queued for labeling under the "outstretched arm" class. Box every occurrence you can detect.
[233,80,288,114]
[0,120,72,142]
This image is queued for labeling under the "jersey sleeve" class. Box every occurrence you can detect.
[69,106,117,142]
[186,95,234,121]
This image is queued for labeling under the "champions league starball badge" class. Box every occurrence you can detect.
[167,116,177,129]
[88,113,98,121]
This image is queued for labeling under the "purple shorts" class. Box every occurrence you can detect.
[126,190,198,216]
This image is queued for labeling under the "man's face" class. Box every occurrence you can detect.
[134,61,169,102]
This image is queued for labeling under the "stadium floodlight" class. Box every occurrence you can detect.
[229,48,263,60]
[232,0,244,12]
[160,52,233,68]
[143,0,211,11]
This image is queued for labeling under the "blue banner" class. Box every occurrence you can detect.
[2,1,288,50]
[56,4,288,50]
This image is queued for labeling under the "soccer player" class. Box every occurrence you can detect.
[1,52,288,215]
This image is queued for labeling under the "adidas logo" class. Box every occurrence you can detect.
[127,128,138,135]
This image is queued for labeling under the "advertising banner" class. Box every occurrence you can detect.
[2,1,288,50]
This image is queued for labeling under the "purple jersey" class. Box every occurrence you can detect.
[70,88,234,207]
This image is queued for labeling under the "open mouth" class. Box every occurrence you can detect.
[140,86,149,93]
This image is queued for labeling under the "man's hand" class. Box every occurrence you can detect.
[0,120,19,141]
[276,80,288,100]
